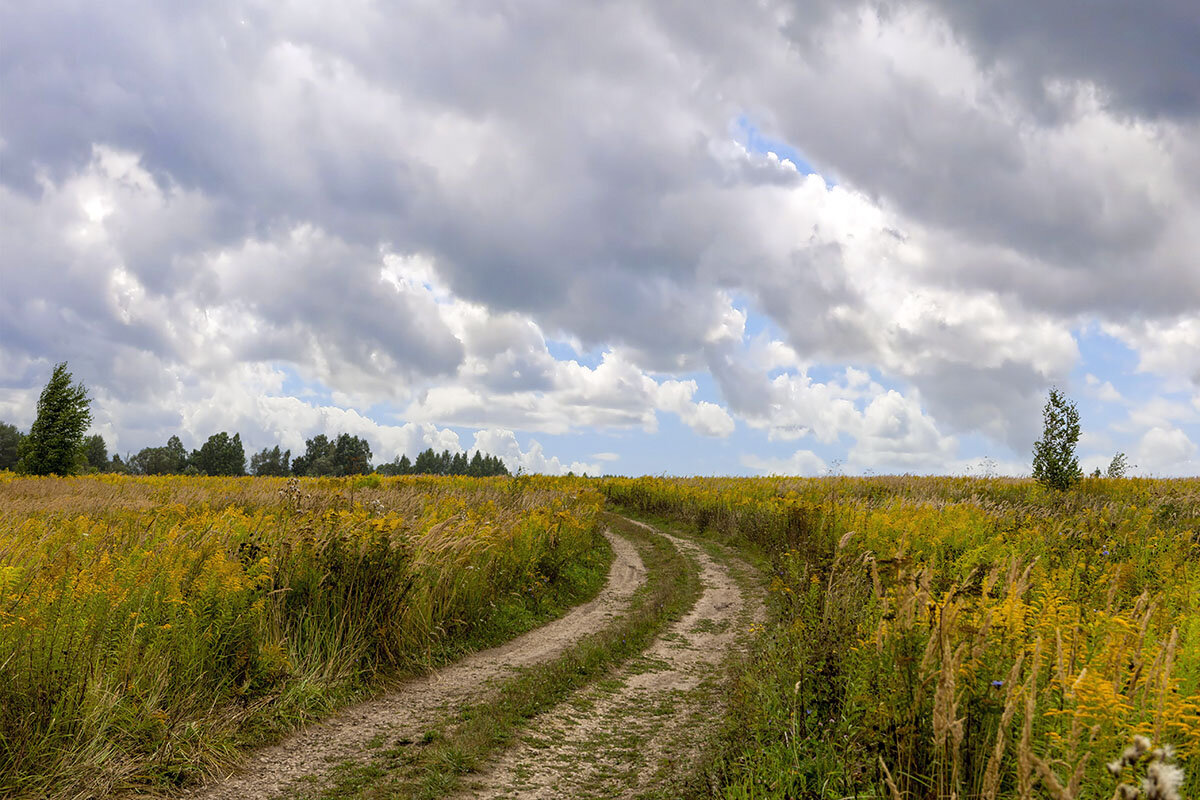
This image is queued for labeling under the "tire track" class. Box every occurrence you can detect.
[458,518,762,799]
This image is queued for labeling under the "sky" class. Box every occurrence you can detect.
[1,1,1198,477]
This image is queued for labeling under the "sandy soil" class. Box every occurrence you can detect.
[457,519,762,799]
[178,530,645,800]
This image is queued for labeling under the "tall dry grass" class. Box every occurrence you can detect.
[0,472,604,799]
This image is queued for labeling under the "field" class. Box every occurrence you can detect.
[2,473,1197,799]
[605,475,1200,798]
[0,473,607,799]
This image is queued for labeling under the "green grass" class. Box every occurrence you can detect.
[298,512,702,800]
[220,520,618,769]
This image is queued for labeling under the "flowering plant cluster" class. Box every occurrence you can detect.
[603,474,1199,799]
[0,472,602,797]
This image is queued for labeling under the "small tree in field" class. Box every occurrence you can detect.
[18,363,92,476]
[1106,452,1129,479]
[1032,388,1081,491]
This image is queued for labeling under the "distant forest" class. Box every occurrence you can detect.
[0,422,510,478]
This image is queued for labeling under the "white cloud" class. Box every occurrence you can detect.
[1106,318,1200,389]
[1085,373,1125,404]
[741,449,827,477]
[1135,426,1198,476]
[470,429,601,476]
[848,390,957,470]
[654,379,737,438]
[1078,429,1115,457]
[1125,396,1199,433]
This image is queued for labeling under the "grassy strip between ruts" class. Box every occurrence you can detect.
[296,512,701,800]
[597,509,769,800]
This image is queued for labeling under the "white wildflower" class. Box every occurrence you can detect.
[1142,761,1184,800]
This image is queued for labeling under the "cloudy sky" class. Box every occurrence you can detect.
[2,1,1198,476]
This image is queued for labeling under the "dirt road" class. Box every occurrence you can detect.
[185,531,646,800]
[456,520,762,798]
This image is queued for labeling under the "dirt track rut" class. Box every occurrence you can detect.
[184,531,645,800]
[457,519,761,799]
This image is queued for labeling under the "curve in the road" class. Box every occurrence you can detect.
[458,517,762,799]
[184,530,646,800]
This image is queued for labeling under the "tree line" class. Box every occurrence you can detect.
[0,363,509,478]
[1,362,1131,486]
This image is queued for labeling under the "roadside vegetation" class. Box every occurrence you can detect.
[0,473,608,799]
[604,475,1199,799]
[308,512,701,800]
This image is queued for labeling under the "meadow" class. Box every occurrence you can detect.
[2,472,1197,800]
[0,473,607,799]
[604,475,1200,799]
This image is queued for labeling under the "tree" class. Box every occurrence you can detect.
[412,447,440,475]
[165,435,189,472]
[380,448,509,477]
[18,363,92,476]
[129,435,190,475]
[376,454,412,476]
[1032,388,1081,491]
[191,432,246,476]
[1106,452,1129,479]
[250,445,291,476]
[332,433,372,476]
[82,434,108,472]
[0,422,24,471]
[288,433,373,476]
[292,434,334,476]
[130,447,169,475]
